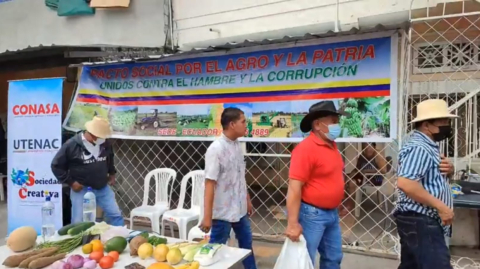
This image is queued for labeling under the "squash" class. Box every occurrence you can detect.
[7,226,38,252]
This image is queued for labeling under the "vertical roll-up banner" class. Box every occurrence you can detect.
[7,78,64,235]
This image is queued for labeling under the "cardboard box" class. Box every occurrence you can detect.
[89,0,130,8]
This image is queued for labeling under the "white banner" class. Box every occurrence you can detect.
[7,78,64,235]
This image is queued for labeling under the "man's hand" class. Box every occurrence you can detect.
[438,205,454,226]
[247,200,253,216]
[199,218,212,233]
[108,174,116,185]
[440,155,454,176]
[285,222,303,242]
[71,181,83,192]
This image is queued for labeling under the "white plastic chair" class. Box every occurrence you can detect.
[129,168,177,233]
[161,170,205,240]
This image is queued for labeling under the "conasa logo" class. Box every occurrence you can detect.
[10,168,59,200]
[12,104,60,116]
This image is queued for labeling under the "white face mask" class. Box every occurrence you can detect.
[95,138,106,145]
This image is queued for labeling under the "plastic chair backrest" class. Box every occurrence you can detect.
[177,170,205,212]
[142,168,177,206]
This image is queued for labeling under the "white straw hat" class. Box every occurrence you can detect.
[85,116,112,138]
[411,99,459,123]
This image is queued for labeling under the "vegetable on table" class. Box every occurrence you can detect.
[2,248,56,267]
[89,251,104,263]
[99,256,114,269]
[7,226,38,252]
[67,222,95,236]
[28,253,66,269]
[19,248,59,268]
[36,232,86,254]
[57,223,83,236]
[147,236,167,246]
[83,259,97,269]
[50,260,71,269]
[107,251,119,262]
[66,255,84,269]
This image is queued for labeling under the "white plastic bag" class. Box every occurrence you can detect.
[273,235,314,269]
[100,225,130,243]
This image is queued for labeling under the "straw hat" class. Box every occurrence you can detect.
[411,99,459,123]
[85,116,112,138]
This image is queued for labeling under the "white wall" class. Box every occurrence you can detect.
[173,0,455,50]
[0,0,167,53]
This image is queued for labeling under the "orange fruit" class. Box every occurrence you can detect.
[89,251,104,263]
[107,251,119,262]
[99,256,114,269]
[91,241,104,252]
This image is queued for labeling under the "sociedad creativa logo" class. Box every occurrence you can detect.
[10,168,60,199]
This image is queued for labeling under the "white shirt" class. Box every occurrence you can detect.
[204,134,248,222]
[81,134,100,160]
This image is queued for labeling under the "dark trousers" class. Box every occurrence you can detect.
[396,212,452,269]
[209,215,257,269]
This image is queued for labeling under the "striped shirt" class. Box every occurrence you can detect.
[394,130,453,237]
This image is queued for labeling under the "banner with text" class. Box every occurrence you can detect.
[8,78,64,235]
[64,35,397,142]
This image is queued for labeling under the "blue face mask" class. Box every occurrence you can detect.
[325,124,341,141]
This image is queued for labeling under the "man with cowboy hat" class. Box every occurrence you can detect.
[394,99,457,269]
[51,116,124,226]
[285,100,348,268]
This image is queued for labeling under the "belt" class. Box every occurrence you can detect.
[301,200,332,211]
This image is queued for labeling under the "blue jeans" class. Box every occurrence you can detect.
[396,212,452,269]
[209,215,257,269]
[299,202,343,269]
[70,185,124,226]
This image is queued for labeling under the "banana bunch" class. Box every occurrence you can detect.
[175,261,200,269]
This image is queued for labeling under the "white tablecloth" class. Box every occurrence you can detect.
[0,235,251,269]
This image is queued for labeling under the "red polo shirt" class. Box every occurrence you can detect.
[289,132,345,209]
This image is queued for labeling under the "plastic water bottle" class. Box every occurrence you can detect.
[41,197,55,239]
[83,187,96,222]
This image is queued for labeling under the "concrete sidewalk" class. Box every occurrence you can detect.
[251,240,398,269]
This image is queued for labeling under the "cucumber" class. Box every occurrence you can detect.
[67,222,95,236]
[58,223,82,236]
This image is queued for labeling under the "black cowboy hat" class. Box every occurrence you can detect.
[300,101,350,133]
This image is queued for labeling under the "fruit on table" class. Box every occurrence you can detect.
[153,244,169,262]
[147,263,174,269]
[190,261,200,269]
[82,243,93,254]
[67,222,95,236]
[137,243,154,260]
[91,240,104,252]
[89,251,104,263]
[175,261,200,269]
[166,248,182,265]
[7,226,38,252]
[105,236,128,253]
[107,251,120,262]
[129,236,148,256]
[99,256,114,269]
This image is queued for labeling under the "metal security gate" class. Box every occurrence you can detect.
[400,1,480,267]
[111,139,401,254]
